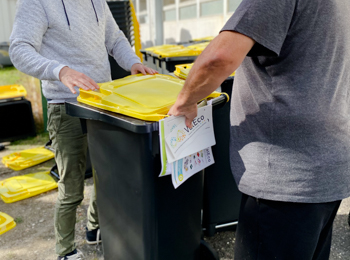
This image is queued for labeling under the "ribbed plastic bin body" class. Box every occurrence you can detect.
[107,0,132,79]
[0,99,36,142]
[65,102,213,260]
[202,77,242,236]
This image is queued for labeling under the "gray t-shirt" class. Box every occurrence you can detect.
[222,0,350,203]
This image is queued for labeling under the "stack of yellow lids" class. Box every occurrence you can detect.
[0,84,27,100]
[2,147,55,171]
[174,63,236,80]
[0,171,58,203]
[0,212,16,235]
[77,74,223,121]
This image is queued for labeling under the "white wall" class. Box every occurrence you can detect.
[0,0,17,42]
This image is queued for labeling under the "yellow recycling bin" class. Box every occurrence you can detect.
[142,45,184,70]
[0,171,58,203]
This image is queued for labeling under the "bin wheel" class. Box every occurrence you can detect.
[200,239,219,260]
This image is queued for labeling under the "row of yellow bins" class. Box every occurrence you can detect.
[140,36,213,74]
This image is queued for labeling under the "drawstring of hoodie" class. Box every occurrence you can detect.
[61,0,99,30]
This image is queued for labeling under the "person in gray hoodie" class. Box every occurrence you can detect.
[9,0,157,259]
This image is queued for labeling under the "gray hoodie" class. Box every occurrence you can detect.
[9,0,141,101]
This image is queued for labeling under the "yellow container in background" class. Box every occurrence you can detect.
[2,147,55,171]
[0,212,16,235]
[0,171,58,203]
[0,84,27,100]
[153,48,202,59]
[174,63,236,80]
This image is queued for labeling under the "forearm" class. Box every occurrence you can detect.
[10,40,66,81]
[175,31,254,108]
[169,31,255,127]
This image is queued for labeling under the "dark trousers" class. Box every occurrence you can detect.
[234,193,341,260]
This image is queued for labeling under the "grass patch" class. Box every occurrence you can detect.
[11,132,50,146]
[0,66,20,85]
[14,217,24,224]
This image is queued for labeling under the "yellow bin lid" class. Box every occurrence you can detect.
[174,63,236,80]
[0,212,16,235]
[0,171,58,203]
[2,147,55,171]
[0,84,27,100]
[77,74,223,121]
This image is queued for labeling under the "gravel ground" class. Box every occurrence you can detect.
[1,142,349,260]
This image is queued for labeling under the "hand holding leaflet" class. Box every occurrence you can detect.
[164,105,215,163]
[158,104,216,188]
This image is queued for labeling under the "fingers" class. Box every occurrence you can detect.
[67,85,77,94]
[185,117,193,129]
[131,63,158,75]
[144,66,158,75]
[138,66,147,75]
[59,67,99,93]
[168,103,197,129]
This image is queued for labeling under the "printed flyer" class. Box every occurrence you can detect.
[158,105,216,188]
[164,105,215,163]
[172,147,214,189]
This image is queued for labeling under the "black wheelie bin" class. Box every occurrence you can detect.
[65,74,223,260]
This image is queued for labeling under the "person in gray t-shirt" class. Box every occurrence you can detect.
[169,0,350,259]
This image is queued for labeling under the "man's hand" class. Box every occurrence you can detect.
[168,99,198,128]
[59,66,99,94]
[131,63,158,75]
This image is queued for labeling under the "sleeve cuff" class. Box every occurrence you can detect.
[127,58,141,71]
[53,64,68,81]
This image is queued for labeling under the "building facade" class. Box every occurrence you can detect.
[0,0,241,47]
[134,0,242,48]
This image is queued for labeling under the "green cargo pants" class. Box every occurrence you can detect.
[47,104,99,256]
